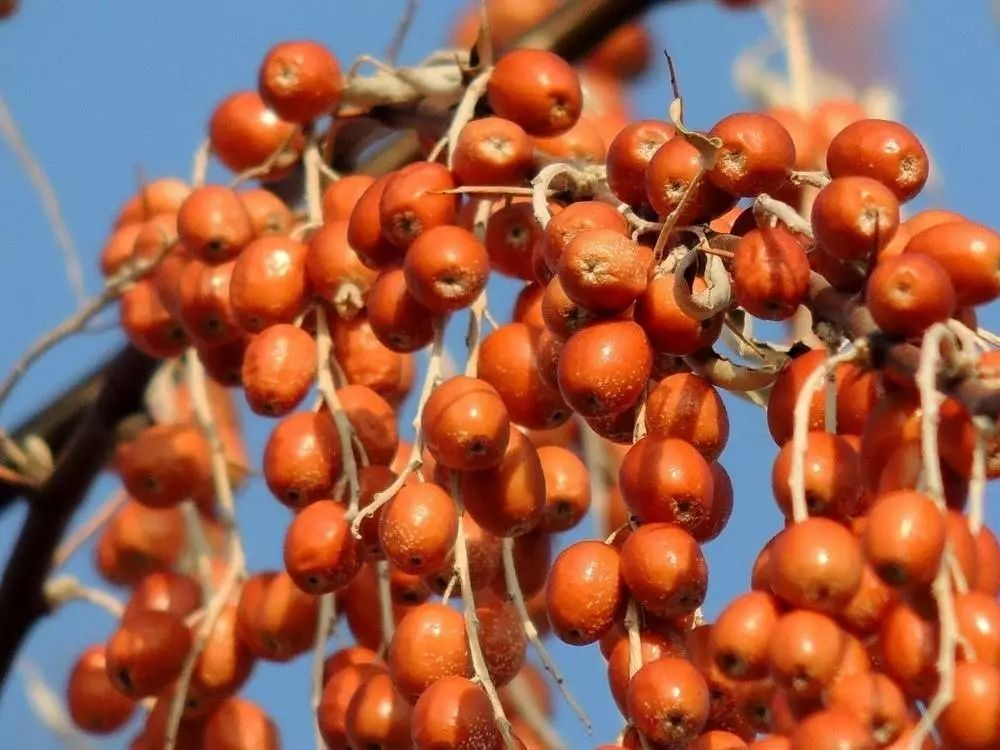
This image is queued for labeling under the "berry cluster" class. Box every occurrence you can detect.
[6,1,997,749]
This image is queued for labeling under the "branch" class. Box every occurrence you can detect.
[0,345,157,692]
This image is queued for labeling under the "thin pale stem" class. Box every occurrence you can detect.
[20,661,92,750]
[43,575,124,619]
[384,0,419,65]
[454,483,515,749]
[753,193,814,240]
[311,593,335,750]
[52,490,126,568]
[0,93,86,306]
[349,317,447,535]
[783,0,814,114]
[917,325,951,504]
[504,673,568,750]
[625,598,652,750]
[180,502,215,603]
[315,306,362,516]
[375,559,395,648]
[501,538,591,732]
[789,344,858,523]
[0,249,169,418]
[969,417,988,534]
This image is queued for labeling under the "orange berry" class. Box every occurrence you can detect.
[388,603,470,701]
[208,90,303,180]
[403,224,490,313]
[105,610,191,698]
[422,376,511,471]
[262,410,342,507]
[626,656,711,746]
[177,185,254,263]
[557,320,652,417]
[487,49,582,137]
[236,571,319,662]
[411,676,500,750]
[826,118,928,202]
[378,481,458,574]
[203,697,280,750]
[708,112,796,196]
[866,253,956,337]
[769,518,863,613]
[546,540,624,645]
[241,323,317,416]
[66,645,137,734]
[283,500,363,594]
[619,436,714,533]
[258,40,342,123]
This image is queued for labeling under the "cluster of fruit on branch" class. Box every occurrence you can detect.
[7,0,998,749]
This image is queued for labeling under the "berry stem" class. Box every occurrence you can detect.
[782,0,814,115]
[788,343,859,523]
[43,575,124,619]
[504,671,569,750]
[311,592,335,750]
[453,480,515,749]
[375,558,395,649]
[752,193,814,240]
[501,536,592,733]
[51,490,126,568]
[624,597,652,750]
[315,305,363,517]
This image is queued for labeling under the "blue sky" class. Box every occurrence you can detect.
[0,1,997,747]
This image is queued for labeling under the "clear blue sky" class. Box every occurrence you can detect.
[0,1,997,747]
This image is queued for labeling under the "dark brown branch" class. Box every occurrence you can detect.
[808,274,1000,420]
[0,345,156,691]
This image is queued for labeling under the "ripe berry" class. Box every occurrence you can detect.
[203,697,281,750]
[811,176,900,261]
[644,373,729,461]
[536,445,590,532]
[557,228,652,314]
[903,220,1000,306]
[306,220,378,311]
[606,119,676,210]
[319,662,385,749]
[343,669,413,749]
[646,136,737,224]
[378,481,458,574]
[606,627,688,714]
[116,424,211,510]
[236,571,319,662]
[452,116,533,186]
[546,540,624,645]
[937,661,1000,749]
[422,375,511,471]
[710,591,781,680]
[177,185,254,263]
[626,656,710,746]
[634,273,725,355]
[540,200,629,270]
[208,91,304,180]
[767,609,846,697]
[403,224,490,312]
[66,645,137,734]
[241,323,317,416]
[863,490,945,588]
[732,225,810,321]
[788,708,875,750]
[619,436,714,533]
[866,253,956,337]
[229,235,309,332]
[367,266,439,353]
[826,118,929,202]
[477,323,570,430]
[321,174,375,223]
[620,522,708,618]
[105,610,191,698]
[557,320,652,417]
[380,161,457,249]
[485,200,543,281]
[283,500,363,594]
[708,112,796,196]
[460,428,546,537]
[487,49,582,137]
[335,384,399,465]
[388,603,470,701]
[262,410,341,507]
[769,518,863,613]
[239,188,294,236]
[770,431,862,521]
[258,40,342,123]
[122,570,202,622]
[411,676,500,750]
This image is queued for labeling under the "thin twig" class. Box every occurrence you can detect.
[453,480,515,749]
[385,0,420,65]
[349,317,447,535]
[311,593,335,750]
[0,249,169,418]
[43,575,124,619]
[504,672,568,750]
[500,538,591,732]
[315,306,363,516]
[788,344,859,523]
[917,325,952,501]
[969,417,988,534]
[375,559,395,649]
[20,661,93,750]
[0,93,86,306]
[51,490,126,568]
[180,502,215,603]
[753,193,814,240]
[782,0,814,114]
[625,598,652,750]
